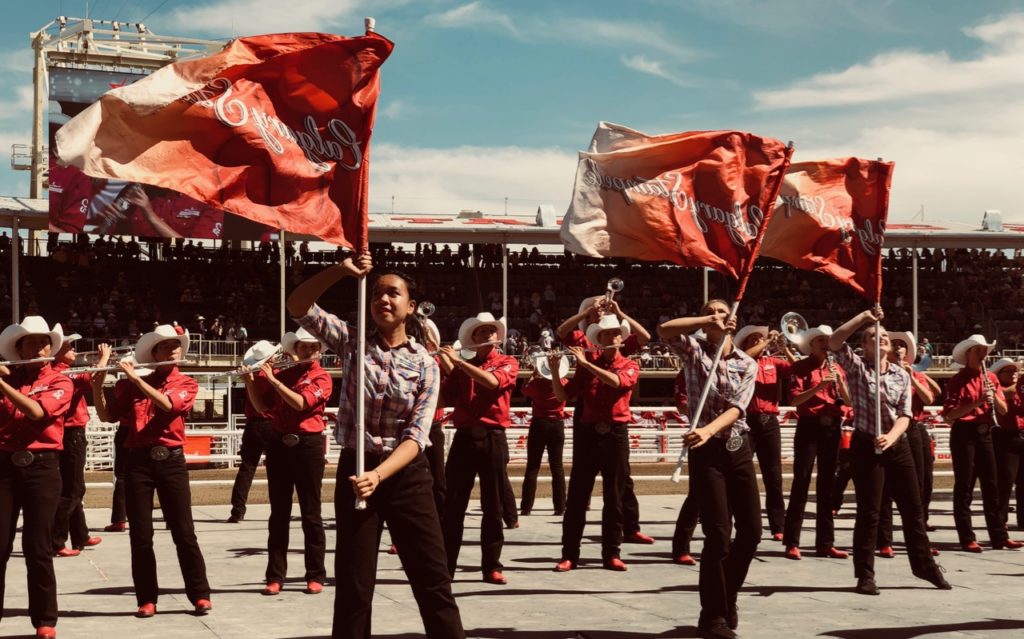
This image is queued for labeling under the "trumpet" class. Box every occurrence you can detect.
[0,356,54,367]
[417,301,436,318]
[62,358,192,374]
[780,311,808,347]
[605,277,624,304]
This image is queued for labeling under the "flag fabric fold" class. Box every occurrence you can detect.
[56,31,393,248]
[561,122,792,283]
[760,158,894,302]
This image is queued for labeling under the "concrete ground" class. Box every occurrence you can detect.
[3,495,1024,638]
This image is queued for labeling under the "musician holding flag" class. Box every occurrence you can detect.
[288,258,465,639]
[827,309,951,595]
[658,300,759,639]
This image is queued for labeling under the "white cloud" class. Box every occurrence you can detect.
[0,86,33,122]
[620,55,693,87]
[424,1,520,37]
[558,18,696,60]
[0,49,32,73]
[674,0,904,33]
[368,143,576,215]
[754,13,1024,110]
[167,0,374,35]
[382,99,412,120]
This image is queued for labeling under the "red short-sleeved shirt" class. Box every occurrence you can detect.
[566,352,639,425]
[52,363,91,428]
[1002,379,1024,430]
[0,365,74,451]
[749,356,792,416]
[522,377,567,420]
[109,367,198,448]
[789,355,847,418]
[565,328,641,358]
[443,350,519,428]
[910,370,935,422]
[432,356,447,424]
[129,193,224,239]
[47,163,95,233]
[244,371,276,421]
[943,367,999,424]
[270,362,332,434]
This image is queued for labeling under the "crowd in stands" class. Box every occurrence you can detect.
[2,234,1023,361]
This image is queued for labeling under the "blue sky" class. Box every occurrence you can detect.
[2,0,1023,225]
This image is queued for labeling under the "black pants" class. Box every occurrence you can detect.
[443,427,507,576]
[748,414,785,534]
[265,433,326,585]
[0,452,61,629]
[229,418,274,520]
[561,423,630,562]
[111,425,128,524]
[950,422,1007,544]
[993,427,1024,526]
[53,428,90,550]
[878,422,931,547]
[333,450,464,639]
[689,434,762,628]
[672,494,700,556]
[124,447,211,605]
[832,447,853,512]
[425,423,447,516]
[850,433,936,581]
[520,418,567,515]
[917,422,935,523]
[784,416,840,549]
[498,434,518,528]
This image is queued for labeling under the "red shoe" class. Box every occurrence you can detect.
[994,539,1024,550]
[483,570,507,585]
[772,532,784,542]
[136,603,156,618]
[194,599,212,615]
[36,626,57,638]
[878,546,895,558]
[83,537,102,547]
[554,559,576,572]
[962,541,983,553]
[603,557,628,572]
[104,521,127,532]
[305,581,323,594]
[54,547,81,558]
[388,544,398,555]
[624,531,655,544]
[262,582,282,596]
[673,553,697,566]
[931,547,941,556]
[816,546,849,559]
[785,546,802,560]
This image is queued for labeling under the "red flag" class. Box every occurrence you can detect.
[760,158,893,302]
[561,123,792,292]
[55,32,393,248]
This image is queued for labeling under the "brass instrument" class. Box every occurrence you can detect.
[0,357,54,367]
[604,277,624,304]
[780,311,808,348]
[417,301,436,318]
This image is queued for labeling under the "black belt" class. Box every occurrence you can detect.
[126,445,184,461]
[277,432,321,447]
[462,425,504,440]
[955,420,993,435]
[749,413,776,426]
[1,449,59,468]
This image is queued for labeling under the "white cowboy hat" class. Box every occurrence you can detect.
[458,313,506,350]
[281,328,324,357]
[887,331,917,365]
[536,354,570,380]
[0,316,64,362]
[989,357,1020,377]
[242,340,281,369]
[734,325,769,349]
[585,315,630,346]
[423,318,441,346]
[952,334,995,366]
[52,323,82,345]
[134,324,190,364]
[798,325,833,356]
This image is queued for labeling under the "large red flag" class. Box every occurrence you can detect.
[760,158,893,302]
[561,122,792,292]
[56,32,393,248]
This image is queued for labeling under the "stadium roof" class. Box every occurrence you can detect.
[3,197,1023,248]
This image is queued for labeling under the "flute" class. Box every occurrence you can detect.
[62,359,192,374]
[533,344,623,358]
[0,357,54,367]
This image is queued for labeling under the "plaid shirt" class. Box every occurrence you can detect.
[297,304,439,454]
[674,334,757,438]
[834,344,912,436]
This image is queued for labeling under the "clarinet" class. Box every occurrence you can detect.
[826,352,845,407]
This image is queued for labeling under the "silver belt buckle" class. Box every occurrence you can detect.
[11,450,34,467]
[725,434,743,452]
[282,433,301,447]
[149,446,170,461]
[819,415,834,427]
[759,414,771,426]
[594,422,612,435]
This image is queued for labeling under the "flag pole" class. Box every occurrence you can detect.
[670,140,795,483]
[873,158,886,455]
[354,15,376,511]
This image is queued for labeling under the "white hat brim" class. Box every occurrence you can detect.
[952,335,995,366]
